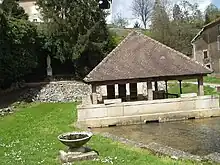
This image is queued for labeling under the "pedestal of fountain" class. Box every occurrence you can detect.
[58,132,98,163]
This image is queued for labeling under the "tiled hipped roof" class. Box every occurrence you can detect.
[84,31,212,83]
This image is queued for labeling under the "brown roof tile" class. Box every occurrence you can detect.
[84,31,212,83]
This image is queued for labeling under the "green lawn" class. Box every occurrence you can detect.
[0,103,213,165]
[183,76,220,84]
[168,83,218,96]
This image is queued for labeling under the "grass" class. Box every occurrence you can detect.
[0,103,214,165]
[182,76,220,84]
[203,76,220,84]
[168,83,219,96]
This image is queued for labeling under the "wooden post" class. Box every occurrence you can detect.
[179,80,182,95]
[198,77,204,96]
[155,81,158,91]
[118,84,126,102]
[92,84,98,104]
[107,85,115,99]
[147,81,153,100]
[165,80,168,99]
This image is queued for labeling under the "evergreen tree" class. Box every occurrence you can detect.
[205,3,220,24]
[1,0,28,19]
[36,0,114,77]
[151,0,170,45]
[173,4,182,21]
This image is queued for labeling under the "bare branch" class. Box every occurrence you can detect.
[132,0,154,29]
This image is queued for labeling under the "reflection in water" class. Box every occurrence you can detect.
[93,117,220,156]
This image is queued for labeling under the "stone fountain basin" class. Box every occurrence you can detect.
[58,132,93,149]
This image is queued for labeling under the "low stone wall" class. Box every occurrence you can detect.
[23,81,91,102]
[77,95,220,128]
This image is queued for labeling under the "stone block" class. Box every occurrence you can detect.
[78,110,86,121]
[59,150,98,163]
[196,96,219,109]
[117,115,142,126]
[107,104,124,117]
[104,99,122,105]
[180,93,197,98]
[123,104,146,116]
[84,107,108,119]
[179,99,195,111]
[82,95,92,105]
[124,102,180,116]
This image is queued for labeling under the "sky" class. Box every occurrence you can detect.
[106,0,220,27]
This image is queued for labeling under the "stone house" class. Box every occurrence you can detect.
[192,18,220,74]
[19,0,42,22]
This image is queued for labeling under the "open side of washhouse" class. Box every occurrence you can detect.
[77,31,220,128]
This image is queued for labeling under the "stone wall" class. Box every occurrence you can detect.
[77,95,220,127]
[24,81,91,102]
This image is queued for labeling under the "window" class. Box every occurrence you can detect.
[203,50,208,59]
[206,64,211,69]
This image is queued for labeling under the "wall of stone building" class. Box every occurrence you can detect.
[194,24,220,73]
[209,42,220,73]
[19,0,42,22]
[193,38,208,64]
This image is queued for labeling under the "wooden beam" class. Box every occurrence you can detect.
[89,74,207,86]
[179,80,182,95]
[165,80,168,93]
[155,81,158,91]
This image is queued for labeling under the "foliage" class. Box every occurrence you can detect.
[0,15,38,88]
[0,103,204,165]
[150,0,170,45]
[204,3,220,24]
[132,0,153,29]
[36,0,110,61]
[149,0,204,55]
[0,0,28,19]
[36,0,115,78]
[113,13,129,28]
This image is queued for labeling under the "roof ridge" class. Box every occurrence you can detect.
[84,30,136,82]
[136,31,213,73]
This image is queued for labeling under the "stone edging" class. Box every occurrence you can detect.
[97,132,220,163]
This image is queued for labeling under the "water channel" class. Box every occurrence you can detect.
[93,117,220,156]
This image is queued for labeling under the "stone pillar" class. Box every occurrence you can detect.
[155,81,158,91]
[147,81,153,100]
[198,77,204,96]
[126,83,130,101]
[179,80,182,94]
[47,55,53,76]
[92,84,98,104]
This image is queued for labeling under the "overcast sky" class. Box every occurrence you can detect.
[106,0,220,27]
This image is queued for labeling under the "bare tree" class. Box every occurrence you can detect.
[113,13,129,28]
[132,0,154,29]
